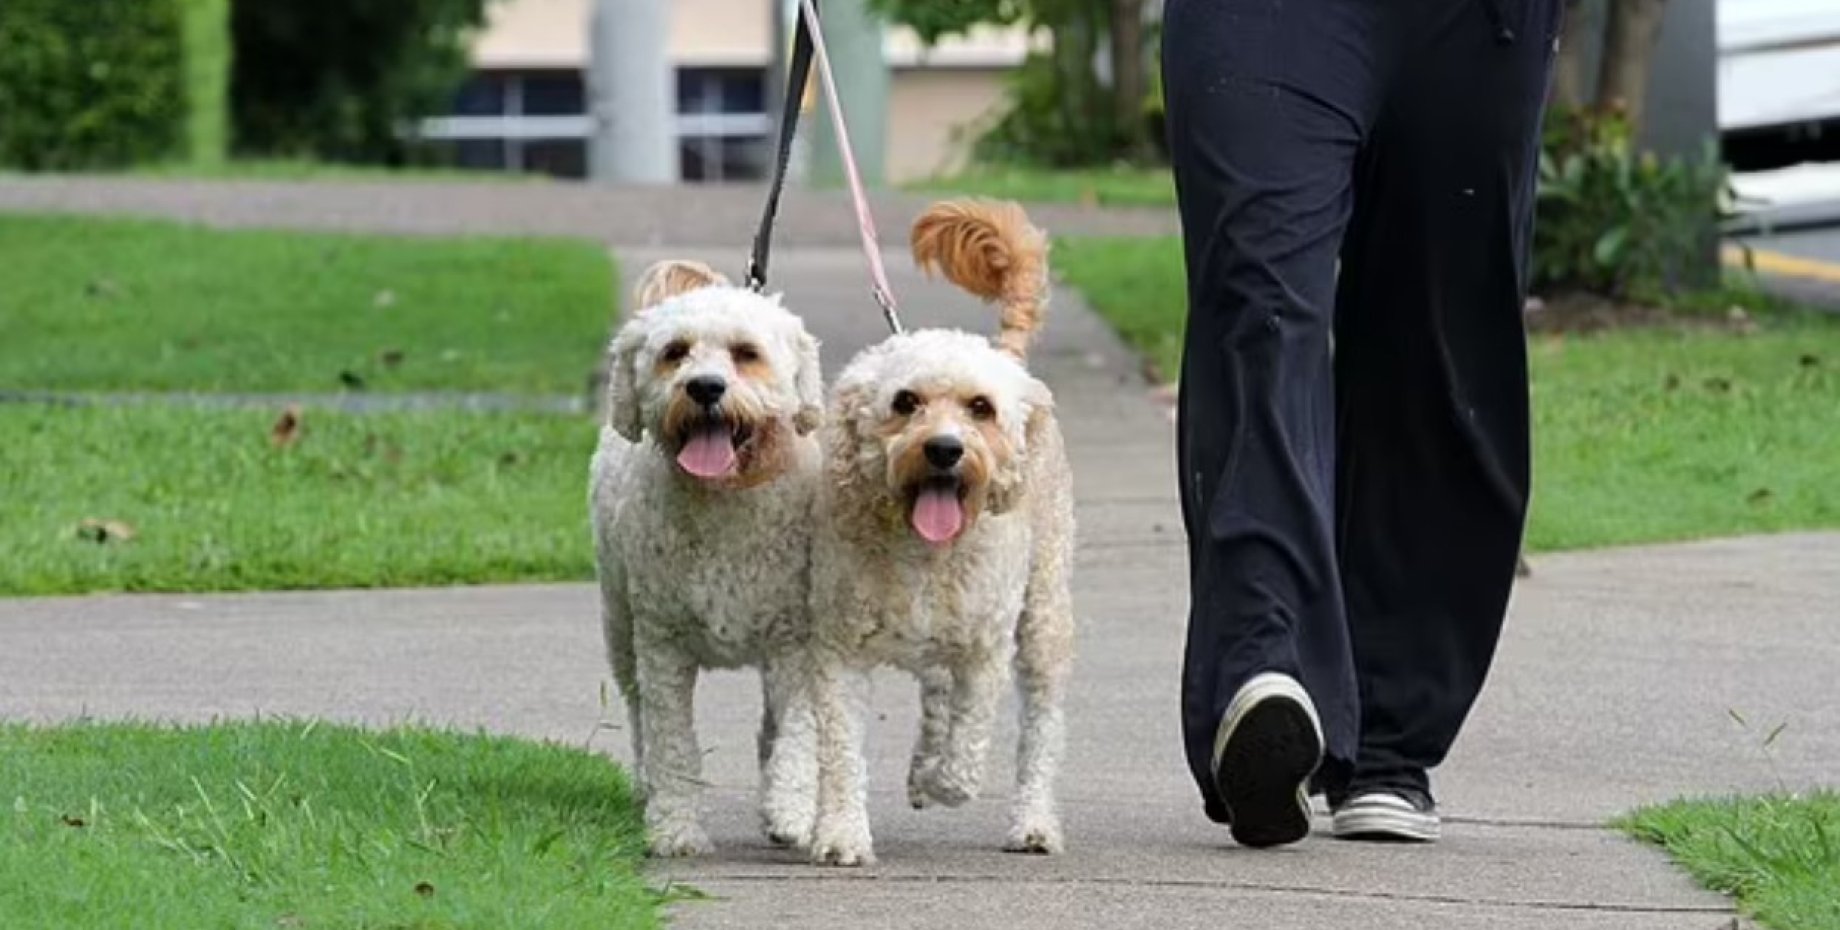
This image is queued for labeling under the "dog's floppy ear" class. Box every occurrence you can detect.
[986,377,1055,515]
[634,259,729,310]
[792,329,823,435]
[604,324,646,442]
[821,376,875,491]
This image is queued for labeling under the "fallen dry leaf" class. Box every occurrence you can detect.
[74,519,136,544]
[271,405,303,448]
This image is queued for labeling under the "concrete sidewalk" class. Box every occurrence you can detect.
[2,188,1835,927]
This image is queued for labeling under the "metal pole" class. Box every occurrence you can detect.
[768,0,789,125]
[589,0,679,184]
[807,0,888,188]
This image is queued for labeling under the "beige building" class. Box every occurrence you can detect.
[422,0,1034,182]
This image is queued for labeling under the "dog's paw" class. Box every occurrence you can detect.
[915,763,978,808]
[1004,815,1064,855]
[761,806,815,849]
[810,821,875,867]
[646,822,714,858]
[906,758,940,809]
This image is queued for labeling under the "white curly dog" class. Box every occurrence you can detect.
[806,200,1076,866]
[590,260,823,857]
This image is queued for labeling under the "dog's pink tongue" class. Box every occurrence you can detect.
[676,427,736,478]
[911,486,965,545]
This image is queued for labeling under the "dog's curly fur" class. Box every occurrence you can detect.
[591,261,823,857]
[807,199,1076,866]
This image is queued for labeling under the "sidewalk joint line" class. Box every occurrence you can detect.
[684,871,1733,915]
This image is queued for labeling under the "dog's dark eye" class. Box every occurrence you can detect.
[892,390,920,416]
[661,340,691,363]
[731,343,762,364]
[966,396,996,421]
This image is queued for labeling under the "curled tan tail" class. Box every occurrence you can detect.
[633,259,729,310]
[910,199,1050,359]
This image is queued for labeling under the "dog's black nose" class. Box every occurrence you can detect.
[685,375,726,406]
[923,435,964,469]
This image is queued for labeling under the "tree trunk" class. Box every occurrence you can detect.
[1551,0,1593,108]
[1594,0,1670,134]
[1052,7,1102,164]
[1109,0,1148,159]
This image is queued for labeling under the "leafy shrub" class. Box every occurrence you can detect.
[974,51,1122,168]
[1534,106,1729,301]
[0,0,187,170]
[229,0,490,164]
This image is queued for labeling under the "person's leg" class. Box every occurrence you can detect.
[1331,0,1560,819]
[1163,0,1390,834]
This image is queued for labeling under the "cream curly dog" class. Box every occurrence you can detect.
[591,260,823,857]
[806,200,1076,866]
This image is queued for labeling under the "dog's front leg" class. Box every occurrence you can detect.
[906,665,953,809]
[1006,605,1070,854]
[809,652,875,866]
[917,649,1009,808]
[635,644,711,857]
[759,654,817,847]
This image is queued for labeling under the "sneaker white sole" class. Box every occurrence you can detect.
[1332,794,1441,843]
[1211,672,1324,848]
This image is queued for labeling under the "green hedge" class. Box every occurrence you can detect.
[0,0,227,171]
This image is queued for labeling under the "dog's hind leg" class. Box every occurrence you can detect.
[906,665,953,809]
[1006,534,1074,853]
[635,643,712,857]
[759,655,817,847]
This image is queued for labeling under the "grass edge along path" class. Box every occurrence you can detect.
[0,720,662,930]
[1622,793,1840,930]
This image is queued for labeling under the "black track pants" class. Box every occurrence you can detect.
[1164,0,1560,817]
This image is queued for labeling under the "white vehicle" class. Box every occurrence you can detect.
[1719,0,1840,136]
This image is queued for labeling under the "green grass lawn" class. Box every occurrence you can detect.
[0,404,600,596]
[909,165,1176,207]
[0,721,658,930]
[1623,794,1840,930]
[0,214,614,395]
[1056,236,1840,552]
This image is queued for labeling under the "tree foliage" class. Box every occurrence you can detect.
[867,0,1025,44]
[229,0,490,163]
[0,0,188,170]
[871,0,1155,167]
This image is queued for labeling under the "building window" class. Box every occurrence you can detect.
[421,67,768,183]
[677,68,770,183]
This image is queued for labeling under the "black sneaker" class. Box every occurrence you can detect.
[1210,672,1323,848]
[1331,787,1440,842]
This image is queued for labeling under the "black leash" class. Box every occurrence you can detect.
[747,0,818,293]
